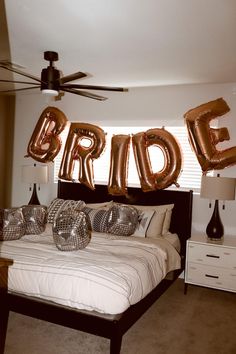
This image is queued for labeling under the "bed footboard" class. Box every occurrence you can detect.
[3,269,182,354]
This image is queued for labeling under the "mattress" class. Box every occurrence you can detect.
[0,231,181,315]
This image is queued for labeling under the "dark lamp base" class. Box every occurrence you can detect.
[28,183,40,205]
[206,199,224,240]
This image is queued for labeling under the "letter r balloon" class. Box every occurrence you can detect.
[59,122,106,190]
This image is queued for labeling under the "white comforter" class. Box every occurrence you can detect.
[0,231,180,314]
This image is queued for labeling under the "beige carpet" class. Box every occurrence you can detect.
[4,279,236,354]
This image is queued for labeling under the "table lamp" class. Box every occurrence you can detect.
[200,174,235,240]
[22,164,49,205]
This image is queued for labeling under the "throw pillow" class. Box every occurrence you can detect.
[47,198,85,223]
[107,204,139,236]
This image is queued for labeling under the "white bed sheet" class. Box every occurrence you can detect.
[162,232,181,253]
[0,230,181,315]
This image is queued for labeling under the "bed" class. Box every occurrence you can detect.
[0,181,193,354]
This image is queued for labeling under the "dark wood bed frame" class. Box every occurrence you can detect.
[0,181,193,354]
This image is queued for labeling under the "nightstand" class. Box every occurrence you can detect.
[184,234,236,294]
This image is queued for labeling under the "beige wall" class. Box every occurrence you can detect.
[0,95,15,207]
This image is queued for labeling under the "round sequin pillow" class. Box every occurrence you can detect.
[0,207,26,240]
[22,205,47,235]
[107,204,139,236]
[52,209,91,251]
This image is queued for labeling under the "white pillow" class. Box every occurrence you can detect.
[162,208,174,235]
[129,204,174,237]
[132,209,155,237]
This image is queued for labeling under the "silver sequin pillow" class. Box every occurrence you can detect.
[0,208,26,241]
[107,204,139,236]
[22,205,47,235]
[47,198,85,224]
[82,207,109,233]
[52,209,91,251]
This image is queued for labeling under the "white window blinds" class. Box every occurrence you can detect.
[54,125,203,191]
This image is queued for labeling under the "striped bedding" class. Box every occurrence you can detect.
[0,231,181,315]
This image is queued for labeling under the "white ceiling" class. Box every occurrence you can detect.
[1,0,236,90]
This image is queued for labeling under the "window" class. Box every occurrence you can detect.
[54,125,203,191]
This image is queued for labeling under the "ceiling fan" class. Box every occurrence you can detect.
[0,51,128,101]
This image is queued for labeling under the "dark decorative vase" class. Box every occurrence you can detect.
[206,200,224,240]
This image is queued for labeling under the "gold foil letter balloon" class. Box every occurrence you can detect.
[108,134,131,195]
[59,123,106,190]
[184,98,236,173]
[132,128,182,191]
[26,106,68,163]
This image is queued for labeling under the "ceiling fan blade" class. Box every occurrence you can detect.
[61,84,128,92]
[59,71,87,84]
[0,79,40,85]
[0,86,40,93]
[61,87,107,101]
[0,65,42,83]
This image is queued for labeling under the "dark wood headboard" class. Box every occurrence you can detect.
[58,181,193,257]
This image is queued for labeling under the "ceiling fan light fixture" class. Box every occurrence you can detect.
[41,89,58,96]
[0,51,128,101]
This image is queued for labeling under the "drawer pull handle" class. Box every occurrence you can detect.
[205,274,219,279]
[206,254,220,259]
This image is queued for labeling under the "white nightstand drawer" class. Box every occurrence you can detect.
[186,263,236,292]
[187,243,236,269]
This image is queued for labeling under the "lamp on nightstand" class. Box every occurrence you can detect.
[200,174,235,240]
[22,164,49,205]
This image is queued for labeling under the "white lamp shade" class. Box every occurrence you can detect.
[22,165,49,184]
[200,175,236,201]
